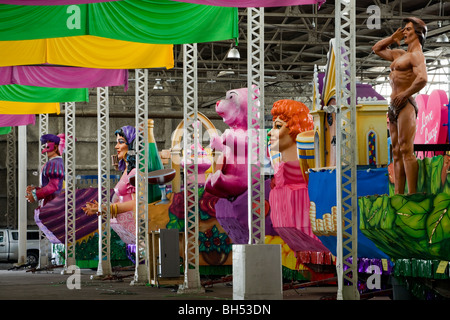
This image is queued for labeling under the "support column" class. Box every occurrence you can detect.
[38,114,51,269]
[233,7,282,300]
[95,87,112,277]
[63,102,77,272]
[6,127,16,229]
[335,0,359,300]
[17,125,27,266]
[247,6,265,245]
[131,69,150,285]
[178,43,203,294]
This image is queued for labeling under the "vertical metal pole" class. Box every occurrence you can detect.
[17,125,27,265]
[335,0,359,300]
[247,7,265,245]
[38,114,51,269]
[178,43,203,293]
[6,127,16,229]
[63,102,77,272]
[96,87,112,277]
[131,69,150,285]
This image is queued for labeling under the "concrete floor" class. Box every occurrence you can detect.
[0,262,390,302]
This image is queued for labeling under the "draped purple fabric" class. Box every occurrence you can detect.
[0,114,35,127]
[35,188,101,244]
[168,0,325,7]
[0,66,128,89]
[0,0,120,4]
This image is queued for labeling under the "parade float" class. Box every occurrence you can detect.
[359,89,450,299]
[308,39,450,299]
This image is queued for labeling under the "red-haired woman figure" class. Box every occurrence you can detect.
[268,99,330,267]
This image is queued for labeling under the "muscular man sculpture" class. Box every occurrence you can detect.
[372,17,428,194]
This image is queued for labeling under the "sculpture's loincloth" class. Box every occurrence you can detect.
[388,96,418,124]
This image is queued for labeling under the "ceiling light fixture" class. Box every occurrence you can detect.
[227,44,240,59]
[436,33,449,43]
[437,1,448,43]
[217,68,235,77]
[153,79,163,90]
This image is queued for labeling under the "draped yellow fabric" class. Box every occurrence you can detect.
[0,36,174,69]
[0,101,60,114]
[322,41,336,106]
[0,39,47,66]
[48,36,174,69]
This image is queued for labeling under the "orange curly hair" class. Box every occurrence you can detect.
[271,99,314,140]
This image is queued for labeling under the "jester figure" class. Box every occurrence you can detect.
[26,134,65,206]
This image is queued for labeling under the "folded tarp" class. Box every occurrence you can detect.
[0,36,174,69]
[0,85,88,103]
[0,0,238,44]
[0,101,60,114]
[0,66,128,89]
[168,0,325,7]
[0,114,35,127]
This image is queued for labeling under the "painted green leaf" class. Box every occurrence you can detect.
[380,195,396,229]
[366,196,384,228]
[430,156,444,194]
[426,193,450,247]
[390,194,408,211]
[359,196,373,230]
[416,159,425,193]
[394,194,431,239]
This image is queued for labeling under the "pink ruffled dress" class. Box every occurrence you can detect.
[269,160,329,257]
[110,168,136,244]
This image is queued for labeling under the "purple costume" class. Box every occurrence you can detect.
[35,156,65,206]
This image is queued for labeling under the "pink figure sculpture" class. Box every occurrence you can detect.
[205,86,259,199]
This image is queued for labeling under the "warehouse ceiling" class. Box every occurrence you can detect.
[145,0,450,110]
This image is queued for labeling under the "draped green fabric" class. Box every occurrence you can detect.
[0,85,89,102]
[0,4,87,40]
[0,0,238,44]
[0,127,12,135]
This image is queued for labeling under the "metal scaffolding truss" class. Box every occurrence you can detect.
[96,87,112,276]
[131,68,150,285]
[6,127,16,229]
[247,7,265,245]
[38,114,51,269]
[64,102,77,271]
[335,0,359,300]
[179,43,203,293]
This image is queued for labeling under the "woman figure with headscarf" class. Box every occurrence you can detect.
[83,125,137,244]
